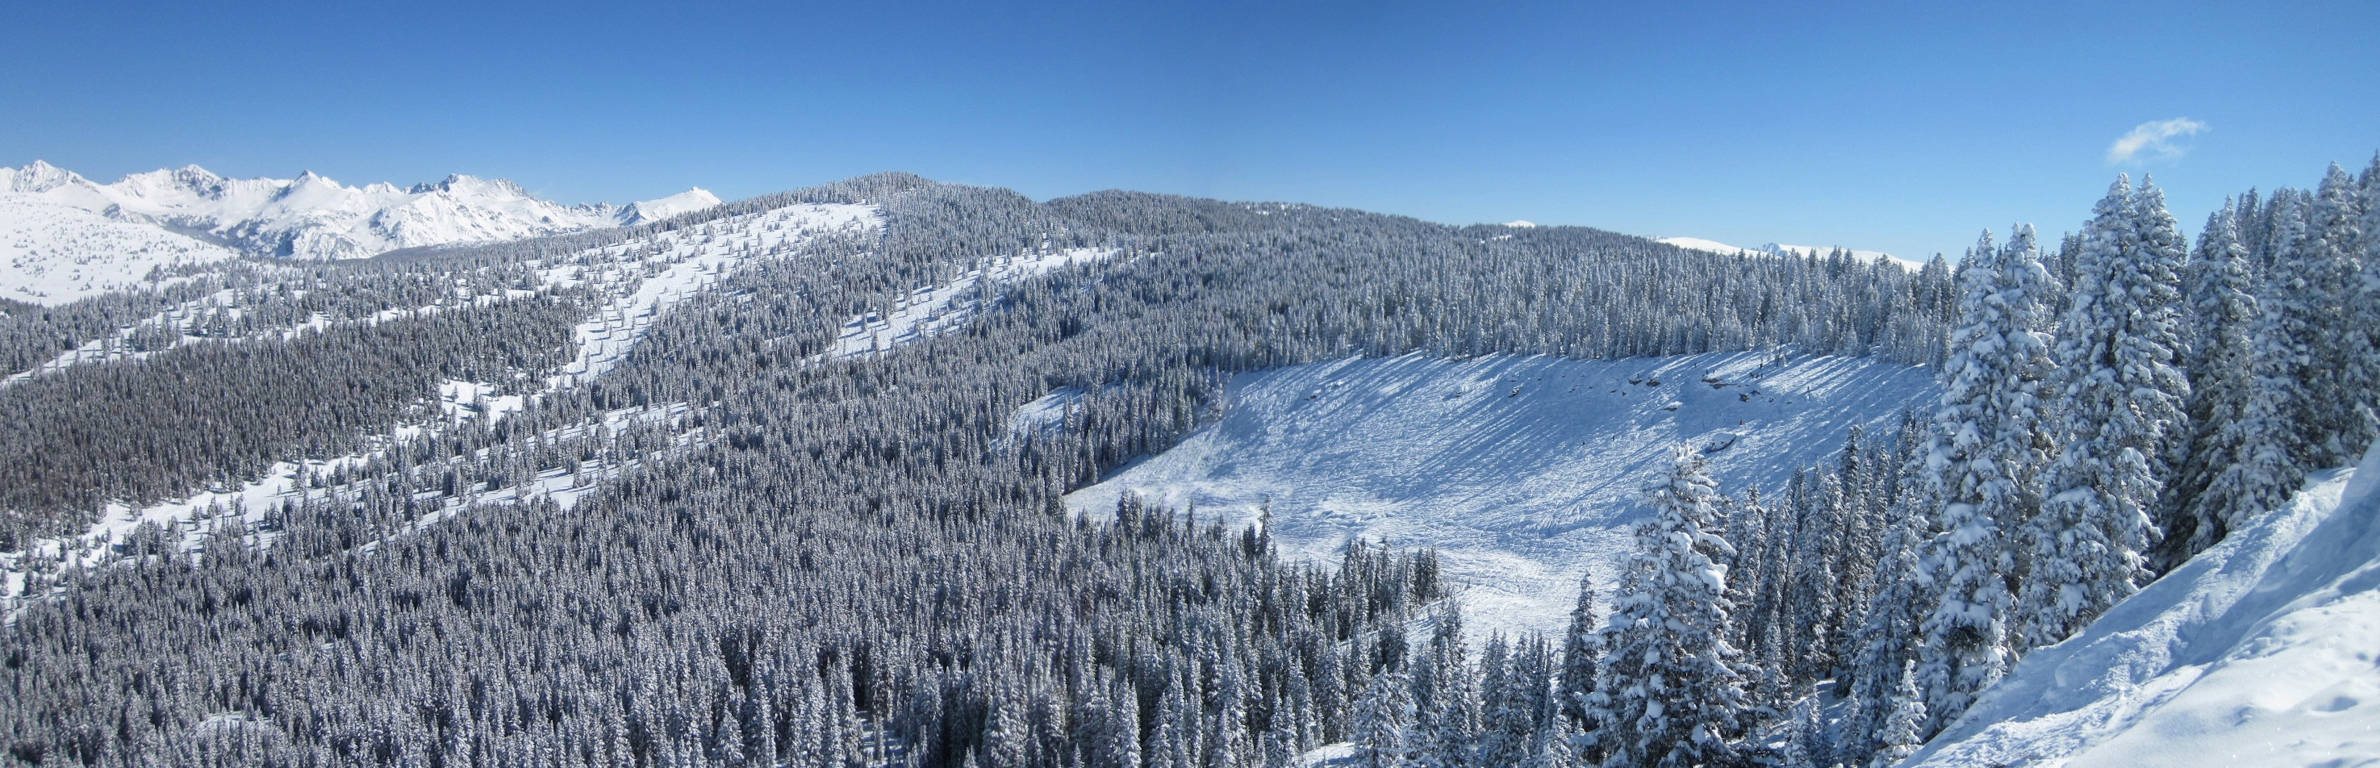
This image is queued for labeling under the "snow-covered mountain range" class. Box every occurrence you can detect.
[0,161,718,303]
[1659,235,1925,270]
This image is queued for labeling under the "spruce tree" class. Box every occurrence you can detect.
[1869,661,1928,768]
[2253,191,2321,471]
[1413,606,1478,768]
[1353,668,1415,768]
[1915,227,2054,732]
[1555,571,1605,753]
[1476,634,1534,768]
[1788,472,1845,684]
[2021,176,2188,650]
[2172,200,2260,556]
[1592,445,1749,768]
[1842,479,1933,766]
[2309,165,2377,464]
[2193,242,2313,548]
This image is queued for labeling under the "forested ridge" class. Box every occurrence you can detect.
[2,154,2375,767]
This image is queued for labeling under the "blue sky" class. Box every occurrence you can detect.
[6,0,2377,260]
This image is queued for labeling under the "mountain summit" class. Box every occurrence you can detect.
[0,161,717,263]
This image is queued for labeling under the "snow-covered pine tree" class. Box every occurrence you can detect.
[983,680,1033,768]
[1152,679,1196,768]
[1515,635,1557,738]
[1475,634,1534,768]
[1841,456,1934,766]
[1210,658,1250,768]
[1412,606,1478,768]
[1592,444,1750,768]
[1788,472,1845,684]
[1915,227,2055,733]
[1784,694,1835,768]
[1103,686,1145,768]
[1263,703,1299,768]
[2020,176,2189,651]
[1720,490,1771,656]
[1353,667,1415,768]
[2168,199,2260,556]
[1555,572,1607,763]
[2192,222,2314,550]
[1829,426,1887,681]
[1869,661,1928,768]
[2358,155,2380,456]
[2308,165,2377,464]
[1527,722,1578,768]
[2251,191,2324,472]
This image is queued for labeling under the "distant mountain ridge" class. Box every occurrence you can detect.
[1658,235,1925,270]
[2,160,717,262]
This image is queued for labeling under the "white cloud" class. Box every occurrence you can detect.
[2107,118,2208,164]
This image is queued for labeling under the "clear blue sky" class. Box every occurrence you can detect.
[7,0,2377,260]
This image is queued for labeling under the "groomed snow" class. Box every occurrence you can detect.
[545,203,882,387]
[1906,443,2380,768]
[1063,351,1933,641]
[829,247,1116,358]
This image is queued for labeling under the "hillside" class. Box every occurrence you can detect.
[3,166,2360,768]
[1064,351,1934,639]
[1907,444,2380,767]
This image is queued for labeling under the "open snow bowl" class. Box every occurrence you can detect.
[1063,351,1933,639]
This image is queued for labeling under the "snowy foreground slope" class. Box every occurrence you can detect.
[1063,351,1933,640]
[1908,445,2380,768]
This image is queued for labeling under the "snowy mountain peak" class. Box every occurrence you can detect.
[621,187,723,225]
[409,173,530,199]
[1,161,719,263]
[5,160,86,193]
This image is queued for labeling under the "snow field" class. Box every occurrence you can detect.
[0,195,239,304]
[1063,350,1935,642]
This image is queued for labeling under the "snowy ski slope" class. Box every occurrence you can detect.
[827,246,1115,358]
[1063,351,1935,641]
[541,202,881,386]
